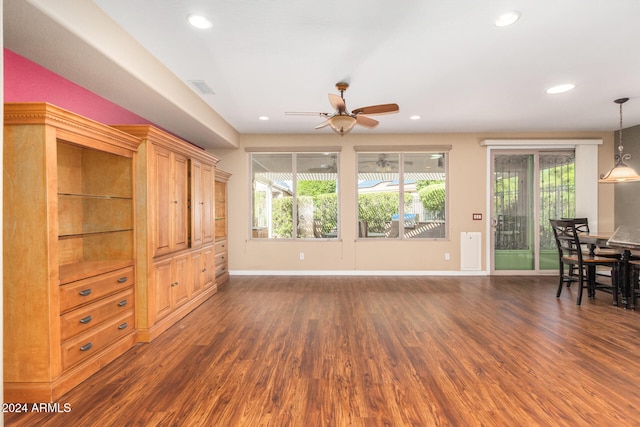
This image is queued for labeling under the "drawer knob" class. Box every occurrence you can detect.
[80,342,93,352]
[79,315,93,325]
[202,268,206,272]
[118,322,129,330]
[117,299,128,307]
[117,277,128,283]
[79,289,92,297]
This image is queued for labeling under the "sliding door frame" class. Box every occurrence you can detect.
[481,140,601,275]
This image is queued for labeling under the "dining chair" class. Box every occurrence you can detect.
[629,260,640,309]
[550,219,620,305]
[559,217,620,283]
[560,217,589,285]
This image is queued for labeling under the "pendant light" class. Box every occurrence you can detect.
[599,97,640,183]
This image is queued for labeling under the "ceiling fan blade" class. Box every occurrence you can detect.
[285,111,330,116]
[356,115,379,129]
[315,119,331,129]
[352,103,399,115]
[329,93,346,113]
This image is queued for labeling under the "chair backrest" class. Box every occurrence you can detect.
[550,219,583,262]
[562,217,589,234]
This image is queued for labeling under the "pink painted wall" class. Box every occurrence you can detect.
[4,48,153,125]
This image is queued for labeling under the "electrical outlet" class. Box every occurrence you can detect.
[299,252,305,260]
[444,253,450,260]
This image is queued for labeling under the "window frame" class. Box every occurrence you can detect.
[355,145,451,241]
[247,147,341,241]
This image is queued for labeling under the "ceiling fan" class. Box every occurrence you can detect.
[359,154,412,172]
[308,156,337,173]
[286,82,399,136]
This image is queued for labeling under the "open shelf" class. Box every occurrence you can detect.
[215,179,227,239]
[57,141,135,270]
[58,194,133,236]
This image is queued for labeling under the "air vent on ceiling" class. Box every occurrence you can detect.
[188,80,216,95]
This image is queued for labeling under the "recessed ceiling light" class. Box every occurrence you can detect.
[410,115,421,120]
[494,11,520,27]
[187,14,212,29]
[546,83,575,94]
[258,116,269,121]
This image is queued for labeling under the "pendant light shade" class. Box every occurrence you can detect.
[599,98,640,183]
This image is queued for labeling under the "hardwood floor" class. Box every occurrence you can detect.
[6,275,640,426]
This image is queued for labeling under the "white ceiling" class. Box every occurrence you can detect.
[5,0,640,150]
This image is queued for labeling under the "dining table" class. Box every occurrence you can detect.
[582,227,640,309]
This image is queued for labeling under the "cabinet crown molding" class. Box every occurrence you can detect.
[5,102,141,154]
[112,124,220,164]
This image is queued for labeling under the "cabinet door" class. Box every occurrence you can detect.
[172,253,190,308]
[153,146,172,256]
[202,246,215,289]
[201,163,215,244]
[153,146,189,256]
[173,153,189,252]
[153,259,173,321]
[191,159,203,248]
[191,250,204,297]
[191,161,214,247]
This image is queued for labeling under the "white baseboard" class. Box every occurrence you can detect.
[229,270,489,276]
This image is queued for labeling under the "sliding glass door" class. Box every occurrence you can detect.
[491,150,575,273]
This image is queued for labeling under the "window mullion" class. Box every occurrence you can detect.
[292,153,298,240]
[398,154,405,237]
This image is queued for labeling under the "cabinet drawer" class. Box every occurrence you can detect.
[215,239,228,254]
[215,262,227,278]
[60,267,134,313]
[60,289,134,341]
[61,311,134,371]
[215,251,227,267]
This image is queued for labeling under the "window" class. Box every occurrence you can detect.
[250,151,339,239]
[357,149,447,239]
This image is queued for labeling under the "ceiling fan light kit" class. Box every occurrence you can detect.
[286,82,399,136]
[329,115,357,136]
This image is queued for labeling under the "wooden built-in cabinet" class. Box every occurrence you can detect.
[112,125,223,342]
[3,107,230,401]
[3,103,140,402]
[215,169,231,284]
